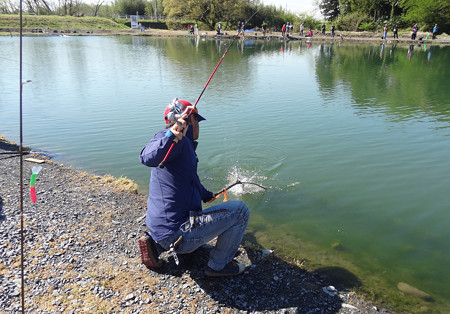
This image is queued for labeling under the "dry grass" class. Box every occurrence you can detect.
[100,175,139,194]
[71,172,139,194]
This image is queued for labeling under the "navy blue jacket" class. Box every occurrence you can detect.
[140,126,213,242]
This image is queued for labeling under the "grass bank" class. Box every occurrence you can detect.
[0,14,128,32]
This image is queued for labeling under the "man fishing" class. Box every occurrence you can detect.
[139,98,249,277]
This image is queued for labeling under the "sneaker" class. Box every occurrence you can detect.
[205,260,245,277]
[138,233,163,268]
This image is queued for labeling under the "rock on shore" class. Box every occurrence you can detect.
[0,139,388,313]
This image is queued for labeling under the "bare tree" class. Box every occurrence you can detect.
[16,0,55,14]
[0,0,20,13]
[93,0,105,16]
[61,0,82,16]
[34,0,53,13]
[23,0,35,13]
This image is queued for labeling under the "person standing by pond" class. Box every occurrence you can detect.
[321,23,326,35]
[216,23,223,35]
[262,21,267,36]
[331,25,335,38]
[300,23,304,36]
[139,98,250,277]
[281,24,286,37]
[383,25,388,40]
[195,20,199,36]
[432,24,439,39]
[411,24,419,40]
[393,25,399,39]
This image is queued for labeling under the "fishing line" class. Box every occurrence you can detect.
[0,56,36,67]
[158,9,259,168]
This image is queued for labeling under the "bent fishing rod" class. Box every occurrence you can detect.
[158,10,259,168]
[214,180,267,202]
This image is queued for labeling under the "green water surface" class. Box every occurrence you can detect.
[1,36,450,312]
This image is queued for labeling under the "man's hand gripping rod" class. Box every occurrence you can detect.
[158,10,259,168]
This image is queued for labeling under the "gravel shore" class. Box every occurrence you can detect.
[0,138,390,313]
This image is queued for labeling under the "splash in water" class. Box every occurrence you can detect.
[226,166,266,196]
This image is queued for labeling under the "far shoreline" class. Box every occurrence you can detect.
[2,27,450,46]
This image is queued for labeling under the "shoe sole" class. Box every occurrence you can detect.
[138,235,163,268]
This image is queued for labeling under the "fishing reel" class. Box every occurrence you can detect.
[165,98,191,123]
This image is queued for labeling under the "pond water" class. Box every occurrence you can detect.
[1,36,450,312]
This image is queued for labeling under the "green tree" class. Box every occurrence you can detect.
[252,4,285,31]
[162,0,189,18]
[115,0,146,15]
[91,0,107,16]
[296,12,321,30]
[399,0,450,33]
[253,4,308,31]
[320,0,340,20]
[97,3,116,17]
[221,0,246,29]
[145,0,164,17]
[163,0,249,30]
[189,0,224,30]
[338,0,352,14]
[348,0,391,20]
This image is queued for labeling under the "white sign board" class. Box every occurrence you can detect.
[131,15,139,29]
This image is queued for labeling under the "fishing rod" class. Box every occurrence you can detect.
[158,9,259,169]
[214,180,267,202]
[19,0,26,312]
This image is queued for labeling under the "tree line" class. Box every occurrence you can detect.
[1,0,448,34]
[320,0,449,34]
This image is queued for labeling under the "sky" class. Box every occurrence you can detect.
[262,0,323,18]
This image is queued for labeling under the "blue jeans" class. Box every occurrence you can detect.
[158,200,249,271]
